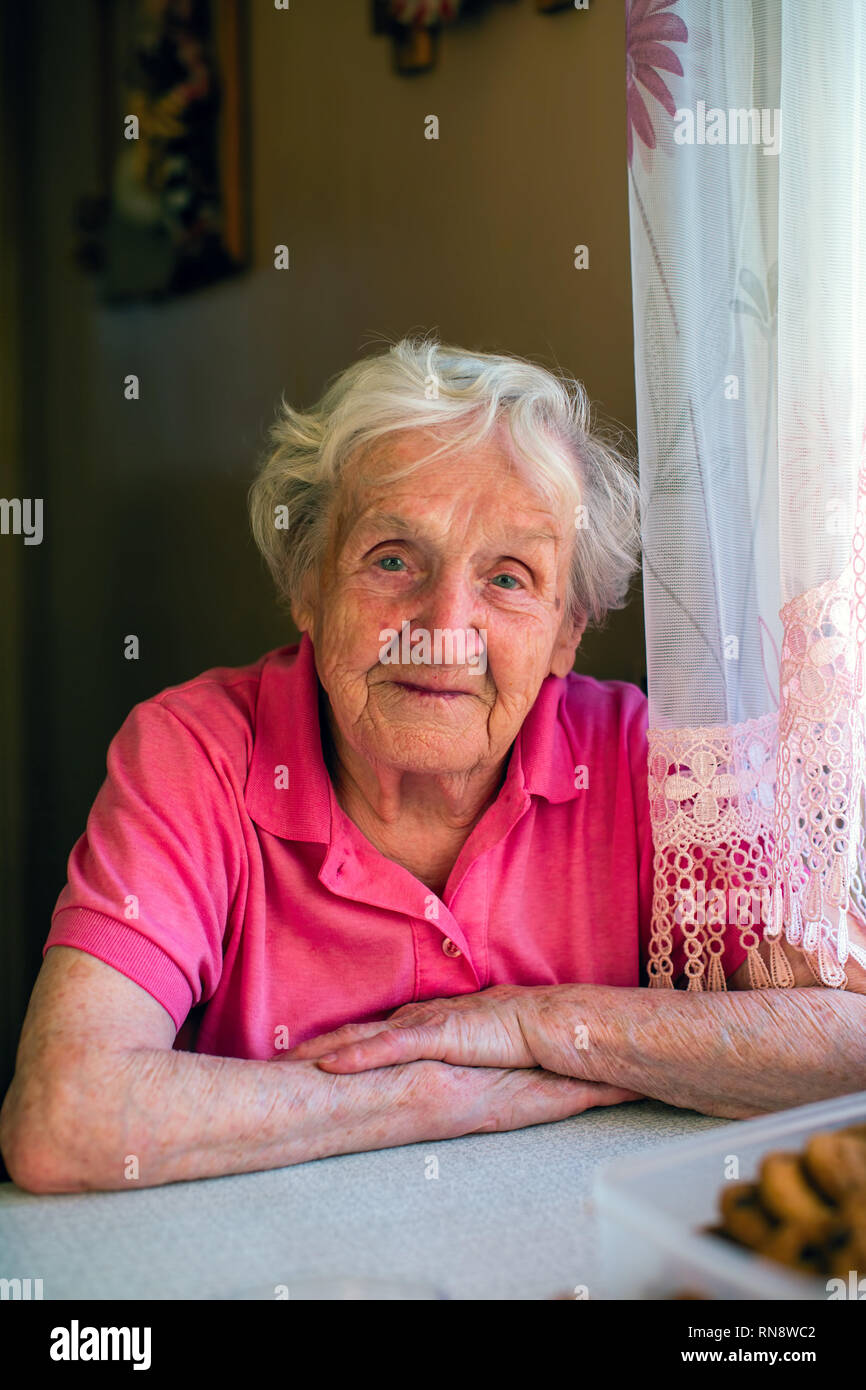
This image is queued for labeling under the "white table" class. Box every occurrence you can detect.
[0,1101,730,1300]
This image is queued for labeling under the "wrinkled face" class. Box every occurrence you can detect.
[295,427,585,778]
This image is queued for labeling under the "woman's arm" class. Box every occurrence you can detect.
[0,947,637,1193]
[532,925,866,1117]
[524,977,866,1119]
[312,982,866,1120]
[308,923,866,1119]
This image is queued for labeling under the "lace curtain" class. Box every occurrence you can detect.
[625,0,866,990]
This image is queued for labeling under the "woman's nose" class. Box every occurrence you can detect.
[414,574,485,662]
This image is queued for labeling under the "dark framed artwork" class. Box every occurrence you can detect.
[76,0,250,302]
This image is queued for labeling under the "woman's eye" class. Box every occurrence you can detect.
[376,555,406,572]
[491,573,522,590]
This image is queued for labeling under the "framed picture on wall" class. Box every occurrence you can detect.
[76,0,250,302]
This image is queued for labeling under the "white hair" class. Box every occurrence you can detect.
[248,334,641,629]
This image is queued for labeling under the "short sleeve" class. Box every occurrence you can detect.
[45,699,244,1029]
[630,700,750,987]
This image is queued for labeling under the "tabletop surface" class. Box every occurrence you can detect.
[0,1101,730,1301]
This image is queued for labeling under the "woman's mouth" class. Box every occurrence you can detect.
[392,681,470,699]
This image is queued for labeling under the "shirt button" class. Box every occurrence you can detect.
[441,937,462,958]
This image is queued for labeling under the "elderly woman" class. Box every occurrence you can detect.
[2,338,865,1193]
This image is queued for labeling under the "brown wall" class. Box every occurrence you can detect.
[2,0,642,1108]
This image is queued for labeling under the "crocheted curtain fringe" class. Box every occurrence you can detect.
[647,466,866,992]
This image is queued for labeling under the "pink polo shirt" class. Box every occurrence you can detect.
[45,633,749,1059]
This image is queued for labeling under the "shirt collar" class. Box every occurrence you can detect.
[245,633,332,842]
[244,631,582,843]
[517,669,585,804]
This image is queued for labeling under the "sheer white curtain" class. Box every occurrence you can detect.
[626,0,866,990]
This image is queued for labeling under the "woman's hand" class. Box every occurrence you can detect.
[284,985,540,1071]
[284,985,642,1107]
[316,1058,643,1140]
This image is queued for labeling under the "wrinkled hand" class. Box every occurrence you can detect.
[302,1056,644,1140]
[285,985,541,1072]
[284,986,643,1110]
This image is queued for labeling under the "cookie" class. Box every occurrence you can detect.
[803,1127,866,1204]
[826,1195,866,1279]
[757,1151,837,1234]
[719,1182,777,1249]
[757,1222,828,1277]
[705,1126,866,1288]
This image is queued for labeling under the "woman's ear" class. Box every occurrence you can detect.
[549,610,588,678]
[291,569,318,637]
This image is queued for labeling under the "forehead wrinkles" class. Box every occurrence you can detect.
[331,445,564,560]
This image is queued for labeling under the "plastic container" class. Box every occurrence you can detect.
[595,1090,866,1300]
